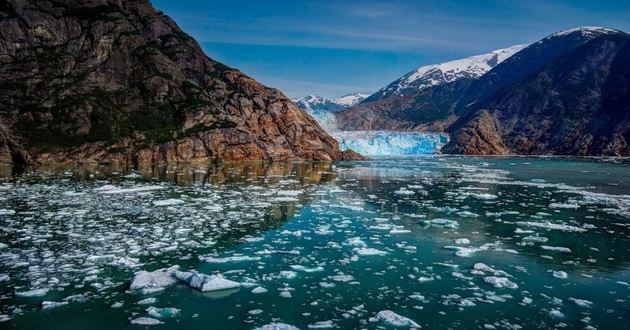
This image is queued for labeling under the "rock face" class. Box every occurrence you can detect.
[0,0,354,165]
[444,31,630,156]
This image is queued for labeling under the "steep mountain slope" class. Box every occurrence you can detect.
[336,46,525,131]
[456,26,621,113]
[294,93,368,112]
[363,45,526,103]
[444,31,630,156]
[0,0,354,165]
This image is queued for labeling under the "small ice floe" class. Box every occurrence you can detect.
[251,287,268,294]
[146,307,180,318]
[549,203,580,209]
[278,271,298,279]
[389,227,412,234]
[174,271,241,292]
[483,276,518,289]
[248,309,263,315]
[98,185,164,194]
[308,320,336,328]
[290,265,324,273]
[41,301,68,310]
[255,323,299,330]
[353,247,388,256]
[425,219,459,229]
[152,199,184,206]
[130,317,163,325]
[202,255,261,263]
[541,246,572,253]
[15,288,49,297]
[552,271,568,279]
[394,188,415,195]
[455,238,470,245]
[373,310,420,328]
[330,274,354,282]
[130,267,178,291]
[548,309,564,319]
[0,209,16,215]
[568,297,593,308]
[137,298,156,305]
[515,221,586,233]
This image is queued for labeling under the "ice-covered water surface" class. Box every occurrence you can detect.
[0,157,629,329]
[334,131,448,156]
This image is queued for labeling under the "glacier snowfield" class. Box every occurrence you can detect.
[0,157,629,329]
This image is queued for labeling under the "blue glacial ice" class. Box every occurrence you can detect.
[305,109,448,155]
[333,131,448,156]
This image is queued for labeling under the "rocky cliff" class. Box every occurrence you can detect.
[0,0,356,165]
[444,32,630,156]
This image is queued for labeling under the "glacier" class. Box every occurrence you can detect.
[334,131,448,156]
[305,109,447,155]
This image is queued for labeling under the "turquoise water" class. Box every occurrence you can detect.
[0,157,629,329]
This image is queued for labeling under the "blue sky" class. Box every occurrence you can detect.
[152,0,630,98]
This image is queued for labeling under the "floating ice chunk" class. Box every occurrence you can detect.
[278,271,298,279]
[353,247,388,256]
[41,301,68,310]
[471,193,497,200]
[146,307,180,318]
[130,268,178,290]
[290,265,324,273]
[152,199,184,206]
[255,323,299,330]
[111,302,124,308]
[521,297,533,304]
[203,255,261,263]
[15,288,49,297]
[548,309,564,319]
[251,287,268,294]
[130,317,163,325]
[552,271,568,279]
[568,297,593,308]
[483,276,518,289]
[515,221,586,233]
[541,246,572,253]
[374,310,421,328]
[0,209,15,215]
[455,238,470,245]
[522,236,548,243]
[99,185,164,194]
[184,273,241,292]
[549,203,580,209]
[248,309,263,315]
[279,291,292,298]
[426,219,459,228]
[389,228,412,234]
[346,237,367,247]
[308,320,336,328]
[111,256,142,268]
[331,274,354,282]
[137,297,156,305]
[394,188,415,195]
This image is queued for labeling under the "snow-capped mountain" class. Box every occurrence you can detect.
[542,26,620,41]
[364,45,527,102]
[294,93,369,112]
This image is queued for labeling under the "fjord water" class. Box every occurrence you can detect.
[0,157,629,329]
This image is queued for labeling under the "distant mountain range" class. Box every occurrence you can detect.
[333,26,629,156]
[294,93,369,112]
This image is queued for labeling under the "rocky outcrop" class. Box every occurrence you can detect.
[0,0,357,165]
[444,32,630,156]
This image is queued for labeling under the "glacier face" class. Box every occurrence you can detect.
[334,131,448,156]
